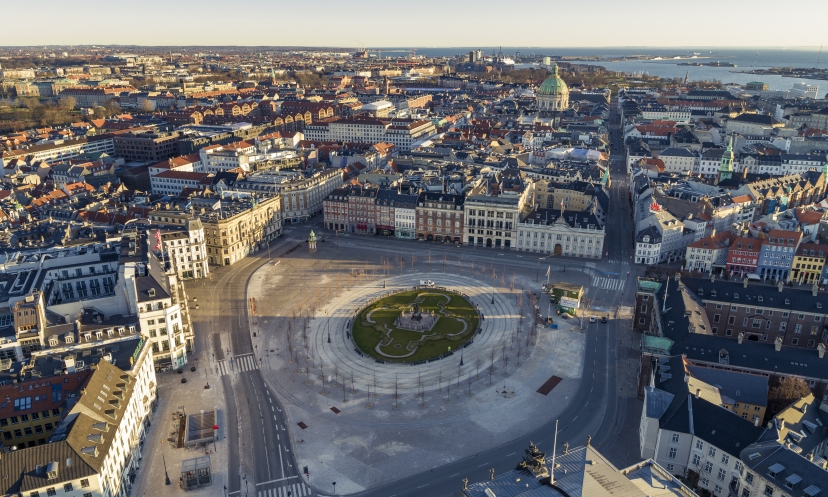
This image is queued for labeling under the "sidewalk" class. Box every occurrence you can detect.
[130,364,229,497]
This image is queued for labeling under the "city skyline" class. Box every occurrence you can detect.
[7,0,827,47]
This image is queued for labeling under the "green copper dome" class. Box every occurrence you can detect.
[537,63,569,96]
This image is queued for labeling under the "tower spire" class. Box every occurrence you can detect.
[716,135,734,185]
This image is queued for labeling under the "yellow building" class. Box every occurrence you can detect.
[684,360,768,425]
[789,243,827,284]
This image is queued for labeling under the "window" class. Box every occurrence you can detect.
[52,384,62,402]
[666,463,675,472]
[695,440,703,450]
[715,485,723,495]
[722,454,729,465]
[708,447,716,458]
[63,483,73,492]
[668,447,677,459]
[746,472,754,484]
[671,433,680,443]
[717,468,726,481]
[764,485,773,496]
[704,461,713,474]
[80,479,89,488]
[46,488,56,497]
[14,397,31,411]
[692,453,701,467]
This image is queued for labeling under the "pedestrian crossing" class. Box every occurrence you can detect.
[606,259,629,265]
[594,276,625,291]
[257,482,312,497]
[216,354,259,377]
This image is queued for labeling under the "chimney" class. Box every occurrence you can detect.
[778,280,784,293]
[774,336,783,352]
[818,343,826,359]
[710,274,715,283]
[744,277,749,288]
[695,388,701,399]
[754,416,761,427]
[738,332,744,344]
[812,282,818,297]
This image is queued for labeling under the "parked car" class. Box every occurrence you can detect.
[601,316,607,323]
[589,316,597,323]
[420,280,435,287]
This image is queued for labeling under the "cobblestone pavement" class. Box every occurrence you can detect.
[130,365,228,497]
[248,269,586,494]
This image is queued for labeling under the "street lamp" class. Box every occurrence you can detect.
[162,454,171,486]
[536,254,555,282]
[335,229,345,251]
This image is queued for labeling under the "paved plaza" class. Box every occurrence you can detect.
[249,270,586,494]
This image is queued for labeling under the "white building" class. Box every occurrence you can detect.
[516,208,605,258]
[198,140,255,173]
[146,214,209,280]
[635,206,688,265]
[657,148,697,174]
[303,117,436,152]
[149,170,210,196]
[0,335,156,497]
[392,193,418,240]
[236,168,343,224]
[787,82,819,99]
[135,274,187,369]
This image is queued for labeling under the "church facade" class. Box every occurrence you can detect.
[536,63,570,111]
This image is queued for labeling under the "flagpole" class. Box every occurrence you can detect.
[551,419,558,483]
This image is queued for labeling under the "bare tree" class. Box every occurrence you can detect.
[411,255,417,268]
[394,375,399,410]
[438,368,443,393]
[372,373,378,398]
[446,382,451,403]
[350,371,356,393]
[475,356,481,379]
[333,364,339,386]
[467,372,473,396]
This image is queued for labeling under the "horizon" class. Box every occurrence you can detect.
[1,45,825,51]
[5,0,826,47]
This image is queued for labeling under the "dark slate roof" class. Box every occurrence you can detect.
[681,277,827,315]
[686,365,768,407]
[660,390,764,457]
[659,147,697,158]
[740,441,828,496]
[732,113,773,125]
[0,440,97,494]
[657,279,828,380]
[636,225,661,243]
[645,386,674,418]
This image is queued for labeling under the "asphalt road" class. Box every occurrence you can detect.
[184,103,639,496]
[188,239,307,497]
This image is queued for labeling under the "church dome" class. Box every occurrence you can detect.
[537,64,569,96]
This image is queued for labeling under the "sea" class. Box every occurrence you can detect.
[380,47,828,98]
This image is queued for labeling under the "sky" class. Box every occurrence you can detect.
[4,0,827,48]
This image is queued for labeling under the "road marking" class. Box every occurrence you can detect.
[479,463,488,467]
[449,473,459,477]
[506,452,516,457]
[255,475,298,486]
[573,415,578,421]
[417,484,429,488]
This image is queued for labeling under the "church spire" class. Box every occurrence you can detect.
[716,135,735,185]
